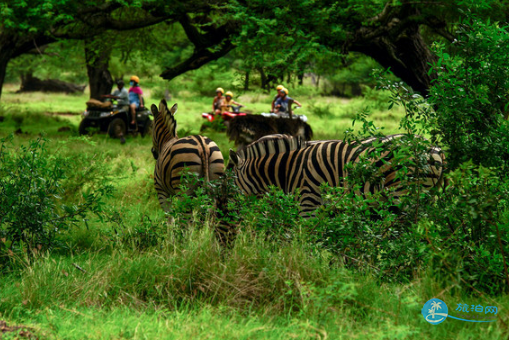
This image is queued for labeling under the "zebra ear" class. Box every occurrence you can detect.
[170,103,178,116]
[150,104,159,118]
[229,149,239,167]
[158,100,167,116]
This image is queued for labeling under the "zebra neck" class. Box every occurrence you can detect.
[160,135,177,149]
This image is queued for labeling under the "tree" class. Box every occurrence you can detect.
[0,0,173,100]
[85,36,113,100]
[227,0,507,95]
[1,0,244,100]
[3,0,506,100]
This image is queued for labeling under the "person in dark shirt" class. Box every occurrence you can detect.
[274,88,302,114]
[271,84,284,112]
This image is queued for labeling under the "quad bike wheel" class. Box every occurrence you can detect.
[141,119,153,138]
[108,118,127,139]
[78,119,91,135]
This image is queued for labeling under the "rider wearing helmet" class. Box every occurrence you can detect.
[128,75,144,126]
[271,84,285,112]
[212,87,225,115]
[274,88,302,115]
[221,91,242,114]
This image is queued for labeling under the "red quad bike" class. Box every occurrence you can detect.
[201,105,247,131]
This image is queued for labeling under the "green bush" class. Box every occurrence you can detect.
[368,19,509,290]
[422,163,509,293]
[429,19,509,169]
[0,135,113,264]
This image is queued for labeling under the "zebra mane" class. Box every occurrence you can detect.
[157,100,177,138]
[238,134,303,159]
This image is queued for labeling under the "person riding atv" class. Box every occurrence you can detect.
[201,91,248,132]
[261,87,308,122]
[221,91,243,113]
[274,88,302,115]
[79,81,152,143]
[102,80,129,108]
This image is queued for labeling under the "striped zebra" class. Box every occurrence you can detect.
[228,134,445,216]
[151,100,224,212]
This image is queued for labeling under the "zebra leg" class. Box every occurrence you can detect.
[298,181,322,219]
[156,190,176,225]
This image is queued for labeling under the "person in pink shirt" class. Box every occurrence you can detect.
[128,75,144,126]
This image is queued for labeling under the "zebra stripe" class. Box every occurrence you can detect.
[151,100,224,211]
[229,134,445,215]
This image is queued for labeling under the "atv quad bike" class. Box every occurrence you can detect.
[200,105,248,132]
[79,101,153,139]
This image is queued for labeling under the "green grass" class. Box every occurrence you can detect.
[0,86,508,339]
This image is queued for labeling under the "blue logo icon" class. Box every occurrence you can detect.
[422,298,448,325]
[422,298,498,324]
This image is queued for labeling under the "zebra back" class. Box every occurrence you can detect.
[229,134,446,215]
[154,135,224,210]
[151,100,225,212]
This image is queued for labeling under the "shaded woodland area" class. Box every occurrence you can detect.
[2,0,508,100]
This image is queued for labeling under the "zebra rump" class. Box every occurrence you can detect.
[151,100,225,211]
[228,134,445,215]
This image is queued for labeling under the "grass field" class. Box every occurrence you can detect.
[0,84,508,339]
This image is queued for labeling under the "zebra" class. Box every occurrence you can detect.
[151,100,225,212]
[228,134,446,216]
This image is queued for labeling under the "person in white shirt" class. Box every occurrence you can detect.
[102,80,129,107]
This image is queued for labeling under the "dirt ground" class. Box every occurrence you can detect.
[0,320,38,339]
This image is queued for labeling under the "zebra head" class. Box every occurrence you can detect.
[228,149,247,186]
[228,149,244,168]
[151,100,178,160]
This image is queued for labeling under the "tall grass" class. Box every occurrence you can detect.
[0,89,508,339]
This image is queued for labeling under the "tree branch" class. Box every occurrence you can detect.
[160,42,235,81]
[369,1,394,24]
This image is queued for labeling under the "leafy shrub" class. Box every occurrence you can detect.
[429,19,509,169]
[165,170,218,226]
[0,135,113,263]
[183,63,238,96]
[369,20,509,290]
[422,163,509,293]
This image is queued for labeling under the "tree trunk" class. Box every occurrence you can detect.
[244,70,250,91]
[85,38,113,100]
[266,74,277,91]
[259,67,267,89]
[298,72,304,86]
[353,36,435,96]
[351,83,362,97]
[349,6,437,96]
[0,55,9,101]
